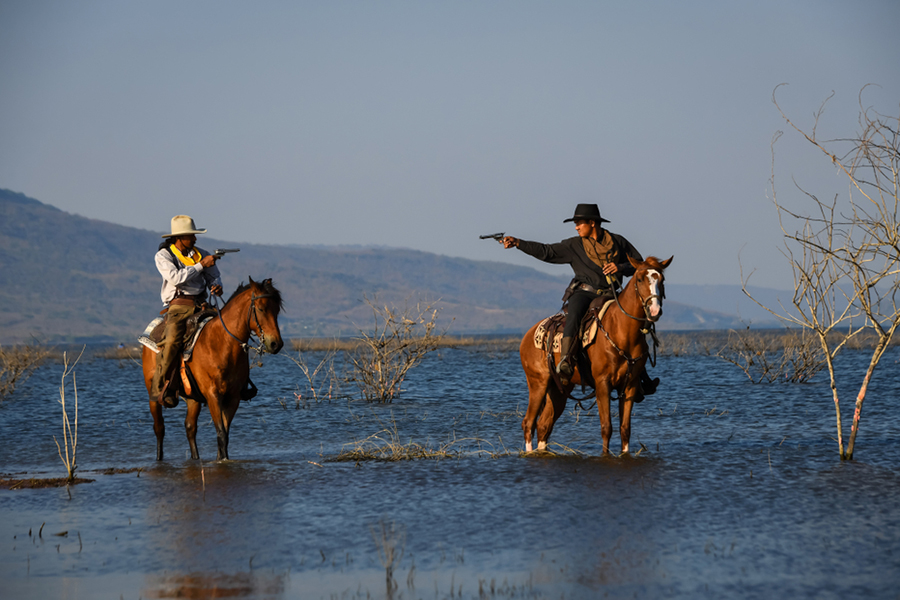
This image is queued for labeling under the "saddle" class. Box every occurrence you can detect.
[137,308,217,359]
[138,308,259,404]
[533,297,614,354]
[534,297,615,392]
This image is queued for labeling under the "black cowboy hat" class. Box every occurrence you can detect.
[563,203,610,224]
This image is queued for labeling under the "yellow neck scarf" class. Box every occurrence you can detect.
[170,245,203,266]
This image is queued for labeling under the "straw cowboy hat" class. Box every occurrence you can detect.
[162,215,208,238]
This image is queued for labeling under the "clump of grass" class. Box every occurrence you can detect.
[329,429,460,462]
[327,415,509,462]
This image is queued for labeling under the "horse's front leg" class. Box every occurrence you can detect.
[618,377,641,454]
[150,400,165,461]
[184,400,202,460]
[618,395,634,454]
[205,398,230,461]
[595,379,613,454]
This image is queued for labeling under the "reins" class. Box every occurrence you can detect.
[210,290,277,355]
[606,273,661,367]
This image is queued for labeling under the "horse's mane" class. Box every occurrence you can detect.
[226,278,284,312]
[641,256,665,271]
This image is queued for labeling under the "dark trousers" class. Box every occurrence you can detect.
[563,290,601,339]
[150,303,195,400]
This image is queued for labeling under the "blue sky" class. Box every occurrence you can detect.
[2,0,898,289]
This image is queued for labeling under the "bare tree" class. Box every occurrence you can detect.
[744,85,900,459]
[348,296,447,403]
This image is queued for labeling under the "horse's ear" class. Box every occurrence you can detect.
[628,255,642,269]
[249,276,256,285]
[661,256,674,269]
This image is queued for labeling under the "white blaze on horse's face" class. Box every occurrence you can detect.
[646,269,663,318]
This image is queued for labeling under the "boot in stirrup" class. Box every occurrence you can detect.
[635,368,659,403]
[556,336,574,386]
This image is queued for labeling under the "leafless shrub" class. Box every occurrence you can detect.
[716,327,825,383]
[286,349,343,403]
[347,296,448,403]
[54,348,85,483]
[0,342,51,399]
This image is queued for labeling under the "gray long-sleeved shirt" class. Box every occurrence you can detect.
[155,246,222,306]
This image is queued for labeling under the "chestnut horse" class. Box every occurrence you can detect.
[519,256,672,454]
[142,277,284,461]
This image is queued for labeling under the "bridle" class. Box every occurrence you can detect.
[610,270,665,324]
[601,268,665,367]
[211,288,278,355]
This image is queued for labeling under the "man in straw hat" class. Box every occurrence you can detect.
[151,215,223,408]
[500,203,659,400]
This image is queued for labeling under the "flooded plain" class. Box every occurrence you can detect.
[1,341,899,599]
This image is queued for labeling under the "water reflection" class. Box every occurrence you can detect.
[144,571,286,599]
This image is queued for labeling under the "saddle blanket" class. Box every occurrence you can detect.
[137,314,214,360]
[533,300,614,353]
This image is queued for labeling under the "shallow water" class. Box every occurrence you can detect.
[1,343,899,599]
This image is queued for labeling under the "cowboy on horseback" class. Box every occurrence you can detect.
[151,215,223,408]
[501,203,659,399]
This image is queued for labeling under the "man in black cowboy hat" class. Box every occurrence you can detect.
[501,203,658,398]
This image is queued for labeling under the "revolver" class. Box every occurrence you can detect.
[214,248,240,258]
[479,232,505,244]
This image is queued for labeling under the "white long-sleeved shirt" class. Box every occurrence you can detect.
[155,246,223,306]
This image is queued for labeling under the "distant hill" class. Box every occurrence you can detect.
[0,189,782,343]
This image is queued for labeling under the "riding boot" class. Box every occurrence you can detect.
[638,368,660,402]
[556,336,575,386]
[152,366,179,409]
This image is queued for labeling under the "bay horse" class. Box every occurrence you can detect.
[142,277,284,461]
[519,256,672,455]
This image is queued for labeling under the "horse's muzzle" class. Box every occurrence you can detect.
[646,296,663,321]
[266,336,284,354]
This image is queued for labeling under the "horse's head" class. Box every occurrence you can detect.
[627,255,673,321]
[236,277,285,354]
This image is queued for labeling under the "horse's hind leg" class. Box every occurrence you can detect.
[521,376,548,452]
[184,400,201,460]
[150,400,165,461]
[535,383,569,451]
